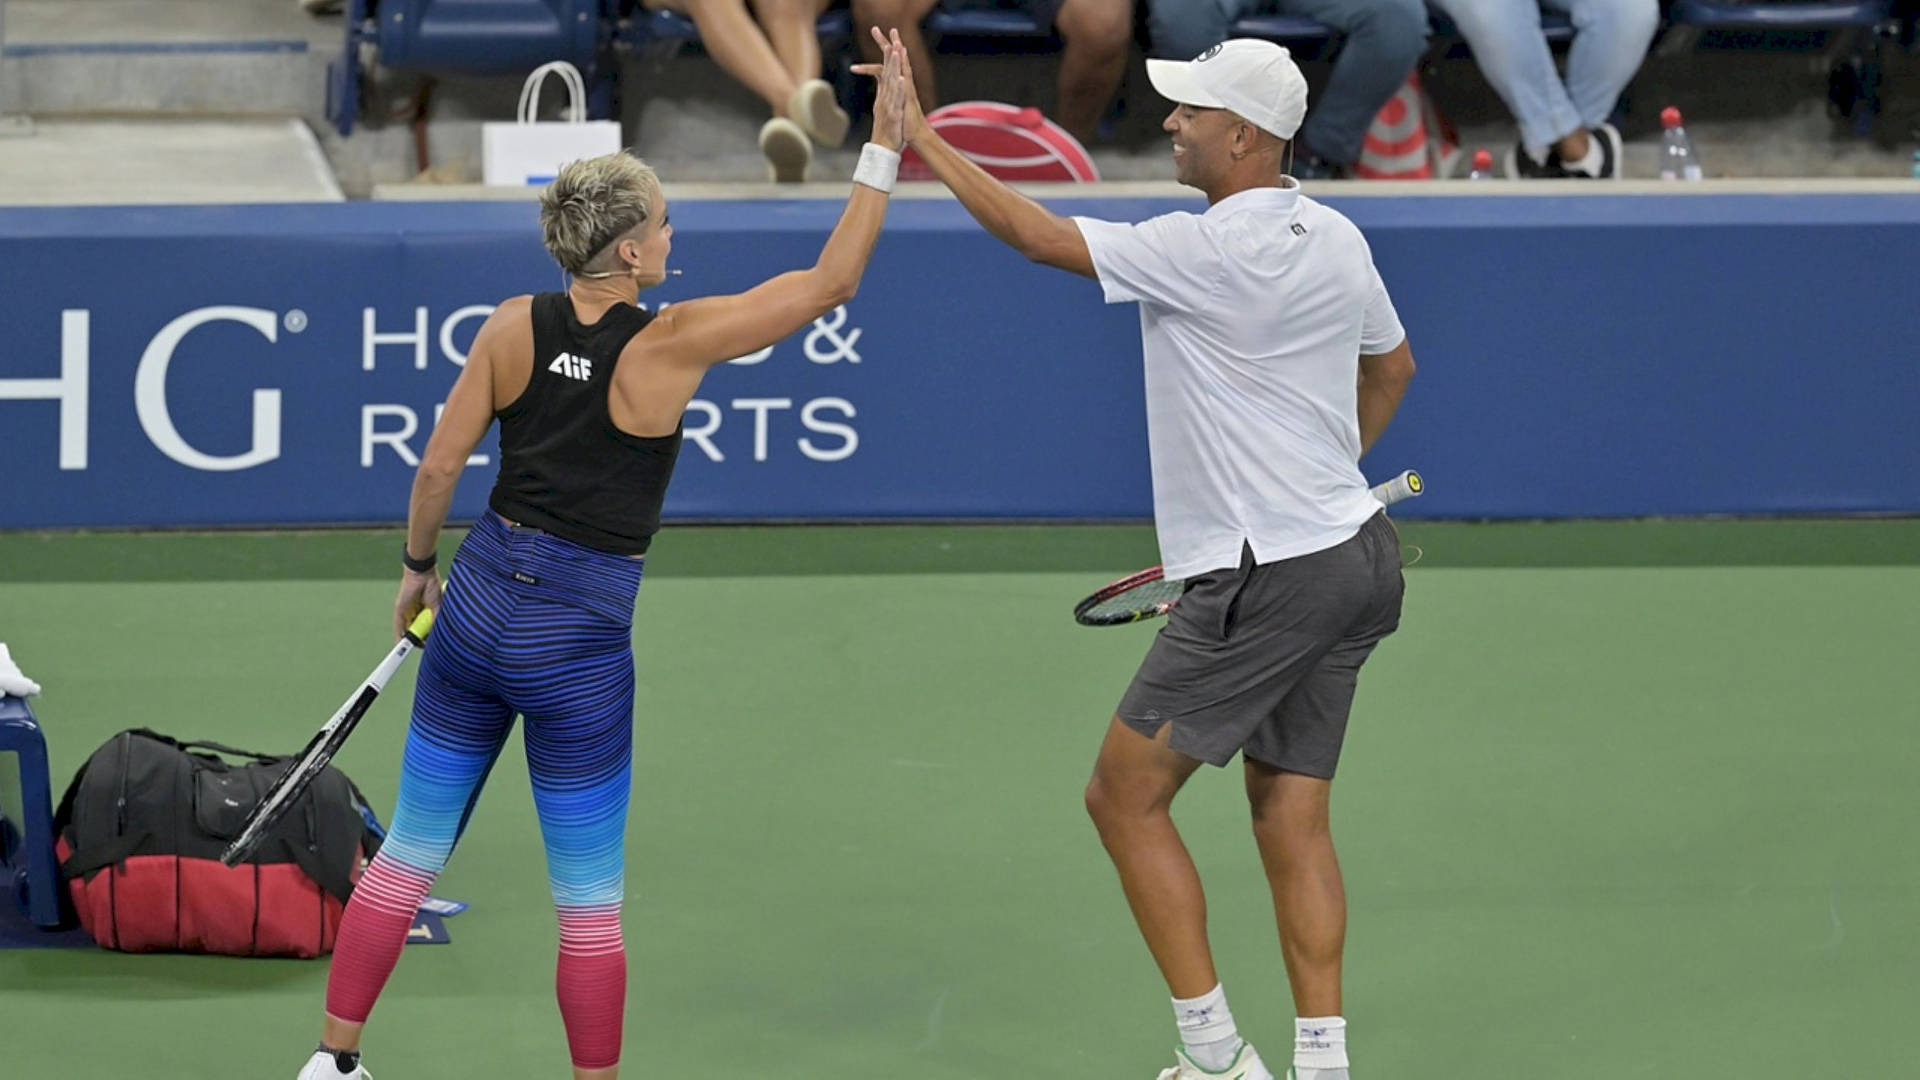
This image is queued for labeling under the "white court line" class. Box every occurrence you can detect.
[914,988,951,1052]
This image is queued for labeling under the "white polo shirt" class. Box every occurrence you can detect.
[1074,182,1406,581]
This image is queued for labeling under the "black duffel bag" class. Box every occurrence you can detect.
[54,728,381,957]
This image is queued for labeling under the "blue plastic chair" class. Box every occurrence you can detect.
[1659,0,1893,56]
[329,0,619,135]
[376,0,606,70]
[1425,8,1576,44]
[1660,0,1895,133]
[0,695,61,929]
[1669,0,1891,30]
[923,7,1058,36]
[1225,12,1341,43]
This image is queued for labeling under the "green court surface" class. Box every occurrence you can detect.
[1,522,1916,1078]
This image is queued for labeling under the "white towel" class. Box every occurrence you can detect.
[0,643,41,697]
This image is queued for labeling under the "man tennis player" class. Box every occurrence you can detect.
[294,37,912,1080]
[857,35,1415,1080]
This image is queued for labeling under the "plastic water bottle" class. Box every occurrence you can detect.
[1659,107,1703,181]
[1467,148,1495,180]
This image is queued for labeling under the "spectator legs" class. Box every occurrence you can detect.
[1055,0,1134,142]
[854,0,944,108]
[1546,0,1658,130]
[663,0,801,114]
[1144,0,1240,62]
[1274,0,1428,166]
[753,0,834,85]
[1431,0,1581,156]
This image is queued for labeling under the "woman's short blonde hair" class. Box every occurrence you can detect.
[538,152,661,276]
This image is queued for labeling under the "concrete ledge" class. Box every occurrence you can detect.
[1,52,325,115]
[373,176,1920,201]
[2,0,335,50]
[0,117,343,205]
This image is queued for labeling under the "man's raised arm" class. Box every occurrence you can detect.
[855,28,1093,278]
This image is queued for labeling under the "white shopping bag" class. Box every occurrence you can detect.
[482,62,622,186]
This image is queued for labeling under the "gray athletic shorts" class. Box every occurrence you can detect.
[1116,512,1404,776]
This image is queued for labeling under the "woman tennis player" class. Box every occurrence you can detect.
[295,36,912,1080]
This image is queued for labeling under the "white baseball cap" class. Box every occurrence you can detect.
[1146,39,1309,142]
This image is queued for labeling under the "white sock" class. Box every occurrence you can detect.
[1293,1015,1348,1078]
[1563,134,1604,177]
[1172,984,1245,1072]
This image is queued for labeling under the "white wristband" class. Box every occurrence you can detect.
[853,142,901,194]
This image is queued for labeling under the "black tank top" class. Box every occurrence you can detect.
[487,292,682,556]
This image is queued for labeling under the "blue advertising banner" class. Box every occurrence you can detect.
[3,193,1917,528]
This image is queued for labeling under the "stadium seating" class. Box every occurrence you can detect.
[330,0,619,134]
[1669,0,1890,32]
[1658,0,1897,132]
[0,695,61,929]
[325,0,1912,137]
[376,0,608,70]
[622,7,1566,66]
[920,8,1573,59]
[1425,9,1576,46]
[1227,12,1348,47]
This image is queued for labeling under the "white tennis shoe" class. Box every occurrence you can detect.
[787,78,850,148]
[1156,1043,1276,1080]
[296,1049,371,1079]
[758,117,812,183]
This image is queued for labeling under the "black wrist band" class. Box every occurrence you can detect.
[402,546,437,573]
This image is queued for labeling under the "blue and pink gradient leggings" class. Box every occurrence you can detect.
[326,513,643,1070]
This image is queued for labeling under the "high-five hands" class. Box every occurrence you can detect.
[854,28,928,149]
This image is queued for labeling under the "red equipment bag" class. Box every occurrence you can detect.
[900,101,1099,183]
[53,728,379,957]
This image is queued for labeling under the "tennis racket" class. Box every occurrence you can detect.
[220,608,436,867]
[1072,470,1425,627]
